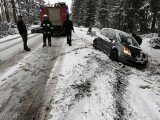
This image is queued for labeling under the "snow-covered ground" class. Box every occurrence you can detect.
[45,29,160,120]
[0,27,160,120]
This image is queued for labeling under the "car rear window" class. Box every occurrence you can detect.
[119,34,139,47]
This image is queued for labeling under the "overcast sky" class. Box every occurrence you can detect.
[44,0,72,13]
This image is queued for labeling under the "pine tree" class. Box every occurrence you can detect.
[150,0,160,31]
[83,0,96,27]
[71,0,83,26]
[98,0,109,28]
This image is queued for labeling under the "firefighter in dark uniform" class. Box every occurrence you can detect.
[41,14,53,47]
[62,14,74,46]
[17,15,30,51]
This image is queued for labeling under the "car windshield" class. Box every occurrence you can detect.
[119,34,139,47]
[33,21,40,25]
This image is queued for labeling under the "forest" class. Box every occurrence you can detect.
[0,0,44,37]
[71,0,160,33]
[0,0,43,24]
[0,0,160,38]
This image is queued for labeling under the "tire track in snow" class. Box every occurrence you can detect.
[112,65,132,120]
[46,48,123,120]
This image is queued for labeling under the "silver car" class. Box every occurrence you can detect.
[93,28,148,67]
[30,21,41,33]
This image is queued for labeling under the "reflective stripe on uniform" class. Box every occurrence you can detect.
[47,24,50,27]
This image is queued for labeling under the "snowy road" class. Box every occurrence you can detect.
[0,29,160,120]
[0,34,38,52]
[0,34,66,120]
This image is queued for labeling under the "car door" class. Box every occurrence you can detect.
[99,29,110,53]
[104,29,117,54]
[97,29,107,51]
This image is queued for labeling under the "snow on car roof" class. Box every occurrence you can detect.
[101,28,131,36]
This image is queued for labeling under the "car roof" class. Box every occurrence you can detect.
[101,28,131,37]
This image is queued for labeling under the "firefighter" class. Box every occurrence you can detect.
[132,32,142,45]
[41,14,53,47]
[17,15,30,51]
[62,14,74,46]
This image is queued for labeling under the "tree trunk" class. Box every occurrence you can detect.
[151,12,157,31]
[0,0,2,22]
[3,0,10,22]
[11,0,17,23]
[0,0,5,22]
[128,18,134,32]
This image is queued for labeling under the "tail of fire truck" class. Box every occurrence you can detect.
[40,2,69,36]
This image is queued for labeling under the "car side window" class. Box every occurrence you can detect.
[103,29,109,38]
[106,30,116,41]
[100,29,106,36]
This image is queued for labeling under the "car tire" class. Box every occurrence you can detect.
[110,50,118,61]
[141,62,148,69]
[93,39,97,49]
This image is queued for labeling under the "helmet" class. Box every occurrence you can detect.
[43,14,48,18]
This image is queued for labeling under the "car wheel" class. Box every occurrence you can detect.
[110,50,118,61]
[93,39,97,49]
[141,62,148,69]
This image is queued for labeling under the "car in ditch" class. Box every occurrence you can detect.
[30,21,41,33]
[93,28,148,68]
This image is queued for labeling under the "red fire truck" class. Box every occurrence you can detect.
[40,2,69,35]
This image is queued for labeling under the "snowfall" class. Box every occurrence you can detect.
[0,27,160,120]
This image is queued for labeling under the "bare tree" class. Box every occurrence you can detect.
[0,0,6,22]
[11,0,17,23]
[2,0,10,22]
